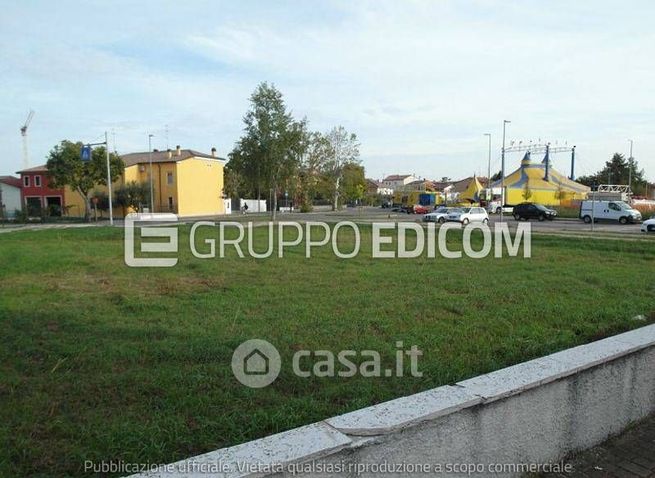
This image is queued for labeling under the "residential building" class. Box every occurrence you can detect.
[400,179,434,192]
[117,146,227,216]
[381,174,418,191]
[0,176,23,218]
[366,179,393,196]
[16,146,227,218]
[15,165,66,216]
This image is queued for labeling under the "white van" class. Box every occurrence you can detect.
[579,200,642,224]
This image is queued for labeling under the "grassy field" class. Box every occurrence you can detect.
[1,225,654,477]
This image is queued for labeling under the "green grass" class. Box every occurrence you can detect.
[0,225,654,477]
[553,205,581,218]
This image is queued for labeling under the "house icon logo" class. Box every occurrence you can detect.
[244,349,269,375]
[231,339,281,388]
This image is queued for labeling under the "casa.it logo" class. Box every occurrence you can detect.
[231,339,282,388]
[124,213,179,267]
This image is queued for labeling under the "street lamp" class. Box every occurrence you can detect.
[500,120,511,222]
[105,131,113,226]
[628,139,634,194]
[148,134,155,212]
[484,133,491,202]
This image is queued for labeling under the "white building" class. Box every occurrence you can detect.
[366,179,393,196]
[381,174,418,192]
[0,176,22,218]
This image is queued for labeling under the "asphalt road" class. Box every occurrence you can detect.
[275,207,648,237]
[2,207,650,238]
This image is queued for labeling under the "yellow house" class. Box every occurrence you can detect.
[64,146,226,217]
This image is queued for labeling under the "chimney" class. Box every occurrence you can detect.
[167,148,172,159]
[176,145,181,156]
[211,147,217,157]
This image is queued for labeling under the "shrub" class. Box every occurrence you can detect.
[553,206,580,218]
[13,209,29,223]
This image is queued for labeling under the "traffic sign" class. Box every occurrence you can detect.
[81,145,92,162]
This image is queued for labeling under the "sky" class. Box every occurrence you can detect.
[1,0,654,182]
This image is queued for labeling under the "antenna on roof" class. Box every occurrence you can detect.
[165,124,169,150]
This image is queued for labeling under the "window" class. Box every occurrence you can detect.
[34,175,42,187]
[168,196,174,210]
[23,176,30,187]
[167,172,174,185]
[609,202,621,211]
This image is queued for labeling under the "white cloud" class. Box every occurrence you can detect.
[1,0,654,181]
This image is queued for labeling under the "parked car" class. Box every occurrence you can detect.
[579,200,642,224]
[422,207,453,223]
[411,204,430,214]
[512,203,558,221]
[381,200,392,208]
[641,217,655,233]
[446,207,489,225]
[486,200,514,214]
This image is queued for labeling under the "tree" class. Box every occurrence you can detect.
[115,181,149,214]
[340,163,366,204]
[522,182,533,201]
[296,131,331,211]
[577,153,648,194]
[230,83,307,220]
[323,126,360,210]
[46,140,123,221]
[223,163,243,199]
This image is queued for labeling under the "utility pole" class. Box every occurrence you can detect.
[484,133,492,202]
[591,182,596,233]
[105,131,114,226]
[148,134,155,212]
[628,139,634,194]
[500,120,511,223]
[83,136,114,225]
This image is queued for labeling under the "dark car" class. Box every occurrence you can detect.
[512,203,558,221]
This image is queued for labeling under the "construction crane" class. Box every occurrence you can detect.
[20,110,35,169]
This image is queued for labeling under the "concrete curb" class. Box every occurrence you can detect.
[129,324,655,478]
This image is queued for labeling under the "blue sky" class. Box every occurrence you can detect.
[1,0,654,181]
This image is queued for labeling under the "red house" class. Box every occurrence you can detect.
[16,165,65,216]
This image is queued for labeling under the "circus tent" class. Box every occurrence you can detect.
[490,152,590,206]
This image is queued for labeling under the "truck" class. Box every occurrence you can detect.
[579,200,642,224]
[393,191,440,213]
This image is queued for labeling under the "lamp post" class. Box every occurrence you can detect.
[148,134,154,212]
[500,120,511,222]
[628,139,634,194]
[484,133,491,202]
[105,131,113,225]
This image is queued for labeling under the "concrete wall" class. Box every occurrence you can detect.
[131,324,655,478]
[239,199,267,213]
[0,183,21,217]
